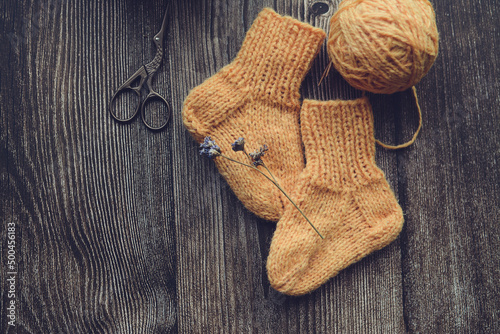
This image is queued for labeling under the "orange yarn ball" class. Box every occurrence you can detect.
[327,0,439,94]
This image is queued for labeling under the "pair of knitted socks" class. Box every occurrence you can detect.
[183,8,403,295]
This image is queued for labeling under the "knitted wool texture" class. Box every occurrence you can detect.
[267,97,404,295]
[327,0,439,94]
[183,8,325,221]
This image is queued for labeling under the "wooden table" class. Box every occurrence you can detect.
[1,0,498,332]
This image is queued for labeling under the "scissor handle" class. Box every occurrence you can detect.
[109,87,142,123]
[109,67,147,123]
[140,91,171,131]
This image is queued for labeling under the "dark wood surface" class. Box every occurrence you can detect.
[1,0,498,333]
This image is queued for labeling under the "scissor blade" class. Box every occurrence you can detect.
[153,2,170,45]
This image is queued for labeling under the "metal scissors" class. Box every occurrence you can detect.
[109,3,171,131]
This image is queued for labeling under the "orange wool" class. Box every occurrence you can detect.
[183,8,325,221]
[328,0,439,94]
[267,98,404,295]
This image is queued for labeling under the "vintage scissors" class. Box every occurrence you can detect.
[109,4,171,131]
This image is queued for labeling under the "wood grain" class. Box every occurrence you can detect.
[398,0,500,331]
[1,0,177,332]
[0,0,498,333]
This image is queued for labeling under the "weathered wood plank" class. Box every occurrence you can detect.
[1,0,177,332]
[398,0,500,332]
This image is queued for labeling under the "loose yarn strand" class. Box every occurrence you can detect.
[317,61,333,87]
[375,86,422,149]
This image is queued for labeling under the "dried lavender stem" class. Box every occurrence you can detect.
[219,154,324,239]
[243,151,254,164]
[260,162,279,185]
[243,149,278,185]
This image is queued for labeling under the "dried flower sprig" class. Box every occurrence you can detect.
[200,136,324,239]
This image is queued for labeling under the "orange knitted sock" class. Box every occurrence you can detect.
[267,97,404,295]
[183,8,325,221]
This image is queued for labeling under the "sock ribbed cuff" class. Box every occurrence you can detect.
[222,8,326,104]
[300,97,384,188]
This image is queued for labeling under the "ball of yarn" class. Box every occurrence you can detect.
[327,0,439,94]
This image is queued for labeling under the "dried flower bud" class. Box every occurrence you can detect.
[199,136,221,159]
[231,137,245,152]
[249,144,268,165]
[206,148,221,158]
